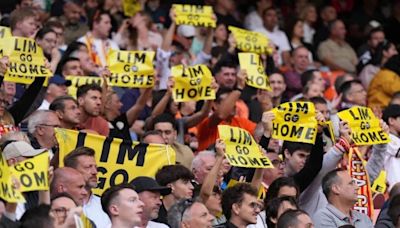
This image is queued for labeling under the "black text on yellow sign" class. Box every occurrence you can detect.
[218,125,273,168]
[107,50,155,88]
[0,37,52,78]
[0,155,25,203]
[172,64,216,102]
[11,152,49,192]
[0,26,11,39]
[56,128,176,195]
[238,53,272,91]
[229,26,272,55]
[337,106,390,145]
[271,102,318,144]
[173,4,216,28]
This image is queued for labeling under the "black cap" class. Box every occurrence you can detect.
[383,104,400,124]
[130,176,171,196]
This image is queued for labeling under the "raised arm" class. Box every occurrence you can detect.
[161,9,176,52]
[126,88,153,126]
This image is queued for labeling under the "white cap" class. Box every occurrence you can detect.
[3,141,46,160]
[177,25,196,38]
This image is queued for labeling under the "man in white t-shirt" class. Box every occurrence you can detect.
[383,104,400,190]
[78,11,119,67]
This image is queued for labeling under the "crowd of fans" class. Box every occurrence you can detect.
[1,0,400,227]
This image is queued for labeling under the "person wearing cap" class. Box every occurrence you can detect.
[2,140,49,220]
[130,176,171,228]
[63,146,111,228]
[38,75,72,110]
[383,104,400,190]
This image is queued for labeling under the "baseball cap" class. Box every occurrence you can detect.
[177,25,196,38]
[2,141,46,160]
[49,75,72,87]
[130,176,171,196]
[383,104,400,123]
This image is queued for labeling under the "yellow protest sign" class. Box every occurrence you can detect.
[271,102,318,144]
[0,155,25,203]
[229,26,272,54]
[107,50,155,88]
[66,75,103,98]
[122,0,141,17]
[171,64,215,102]
[173,4,216,28]
[11,152,49,192]
[238,53,271,91]
[56,128,176,195]
[372,170,386,194]
[337,106,390,145]
[0,37,52,78]
[218,125,273,168]
[0,26,11,39]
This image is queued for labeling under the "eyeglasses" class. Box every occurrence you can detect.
[271,159,285,167]
[180,198,194,222]
[249,202,263,210]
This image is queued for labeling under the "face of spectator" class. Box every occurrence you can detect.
[62,60,84,76]
[347,83,367,106]
[284,149,310,174]
[369,31,385,49]
[233,193,261,225]
[278,186,297,198]
[389,116,400,134]
[314,103,329,121]
[63,173,88,205]
[304,83,323,99]
[332,20,346,40]
[105,93,122,119]
[205,192,222,216]
[264,152,285,183]
[51,26,65,46]
[169,179,194,199]
[37,32,57,56]
[215,67,237,89]
[335,171,359,204]
[270,200,297,224]
[2,81,16,103]
[64,2,82,24]
[321,6,337,22]
[154,122,176,145]
[113,189,144,226]
[292,48,309,72]
[269,73,286,98]
[311,71,325,88]
[305,6,317,23]
[263,9,278,30]
[383,44,398,60]
[295,213,314,228]
[18,0,33,7]
[77,51,97,75]
[74,155,98,189]
[293,21,304,39]
[51,197,77,225]
[58,100,81,126]
[193,155,216,184]
[17,16,37,38]
[215,24,228,42]
[35,113,61,148]
[47,83,68,99]
[78,90,102,116]
[184,202,215,228]
[138,191,162,220]
[93,14,112,38]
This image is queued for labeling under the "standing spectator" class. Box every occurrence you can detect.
[244,0,273,31]
[78,10,119,67]
[214,0,242,28]
[284,47,312,98]
[49,96,81,129]
[357,27,386,73]
[38,75,71,110]
[269,72,288,107]
[192,151,221,185]
[101,183,144,228]
[313,168,373,227]
[338,80,367,109]
[9,7,38,38]
[27,110,61,151]
[299,4,317,45]
[168,199,214,228]
[60,0,89,45]
[313,5,337,52]
[317,19,358,73]
[36,27,61,73]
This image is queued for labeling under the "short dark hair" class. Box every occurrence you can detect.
[309,96,328,105]
[367,27,384,40]
[262,7,277,17]
[56,56,80,75]
[64,146,95,169]
[89,10,111,30]
[222,183,258,220]
[265,196,298,228]
[101,183,136,217]
[338,79,362,101]
[281,141,313,157]
[44,20,64,31]
[9,7,36,31]
[389,195,400,226]
[322,168,344,199]
[155,164,194,187]
[35,27,56,40]
[153,113,177,130]
[77,83,102,98]
[51,192,77,205]
[265,177,299,204]
[212,58,237,75]
[215,87,233,103]
[277,209,310,228]
[49,95,78,112]
[20,204,53,228]
[300,69,318,87]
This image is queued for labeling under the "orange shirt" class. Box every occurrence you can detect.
[197,116,256,151]
[78,116,110,137]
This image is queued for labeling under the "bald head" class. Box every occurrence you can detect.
[51,167,88,205]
